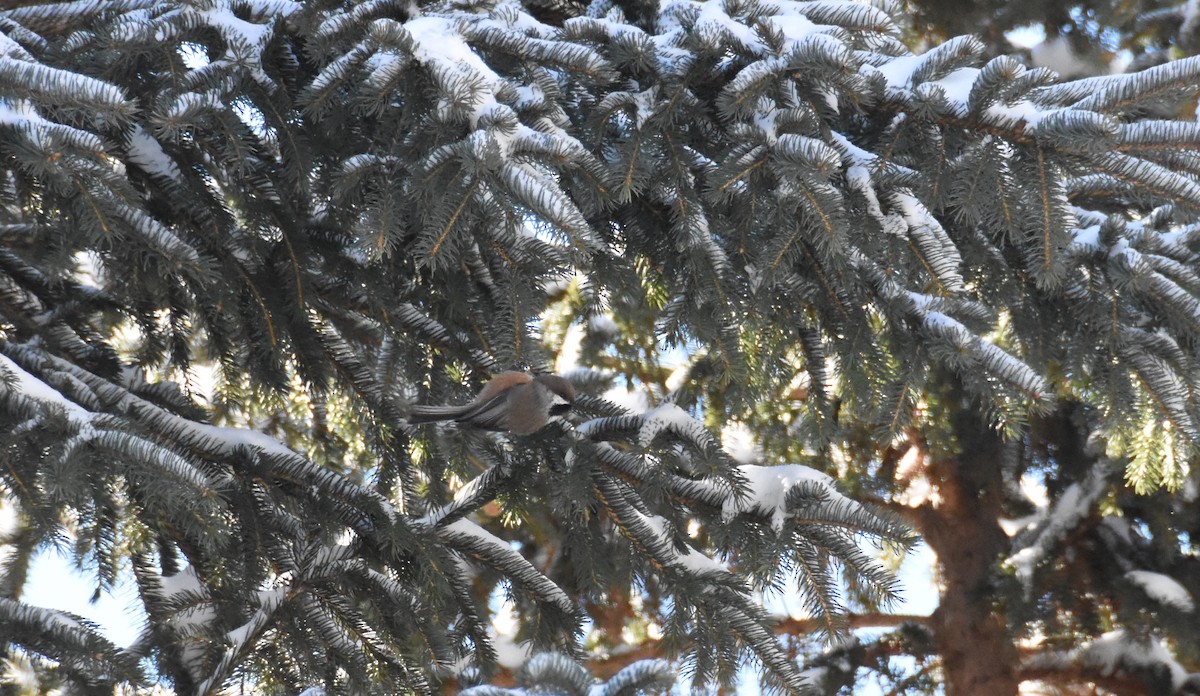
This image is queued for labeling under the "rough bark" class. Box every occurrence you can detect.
[912,404,1021,696]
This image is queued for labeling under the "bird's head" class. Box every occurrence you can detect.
[537,374,576,415]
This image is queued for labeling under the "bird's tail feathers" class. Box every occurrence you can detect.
[408,405,468,424]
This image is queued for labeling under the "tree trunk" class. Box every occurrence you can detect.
[912,404,1021,696]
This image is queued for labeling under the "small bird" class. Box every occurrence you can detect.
[408,372,576,435]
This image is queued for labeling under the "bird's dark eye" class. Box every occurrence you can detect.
[550,403,572,415]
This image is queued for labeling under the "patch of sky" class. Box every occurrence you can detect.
[23,550,144,648]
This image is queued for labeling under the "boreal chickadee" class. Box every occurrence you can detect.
[408,372,575,435]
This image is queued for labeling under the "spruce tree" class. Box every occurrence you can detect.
[1,1,1200,695]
